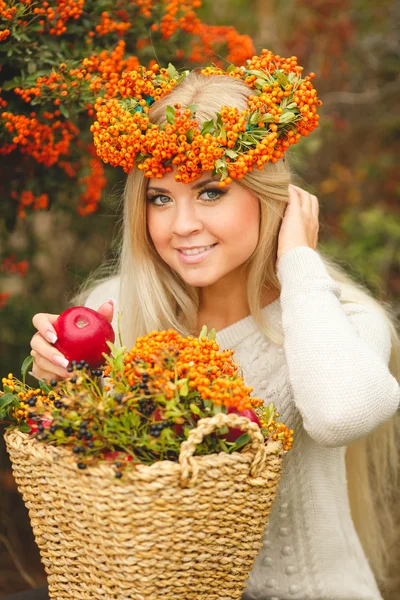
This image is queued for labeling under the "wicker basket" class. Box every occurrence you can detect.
[5,412,283,600]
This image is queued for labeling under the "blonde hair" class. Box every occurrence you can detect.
[77,72,400,592]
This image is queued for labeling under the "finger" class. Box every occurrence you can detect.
[290,185,314,211]
[32,313,60,344]
[31,349,69,379]
[31,363,62,383]
[311,194,319,218]
[97,298,116,323]
[287,185,302,212]
[30,334,69,370]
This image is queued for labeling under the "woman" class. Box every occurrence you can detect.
[27,52,399,599]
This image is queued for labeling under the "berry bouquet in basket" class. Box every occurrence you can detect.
[1,307,293,600]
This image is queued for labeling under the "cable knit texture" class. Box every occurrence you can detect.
[85,246,399,600]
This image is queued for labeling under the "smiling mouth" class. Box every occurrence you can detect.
[178,244,217,256]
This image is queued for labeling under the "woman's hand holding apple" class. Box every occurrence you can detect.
[30,299,116,382]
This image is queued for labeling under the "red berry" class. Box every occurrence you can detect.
[103,450,133,462]
[53,306,115,368]
[27,418,38,434]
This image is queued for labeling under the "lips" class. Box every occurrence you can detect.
[177,243,218,264]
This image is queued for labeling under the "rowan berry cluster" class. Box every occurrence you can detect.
[1,327,293,474]
[91,50,322,185]
[10,190,49,218]
[1,111,79,166]
[1,253,29,276]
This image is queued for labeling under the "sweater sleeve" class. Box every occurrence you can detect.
[277,246,400,448]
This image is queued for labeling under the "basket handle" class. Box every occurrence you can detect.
[178,412,268,488]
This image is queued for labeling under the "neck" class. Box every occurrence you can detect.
[196,268,279,334]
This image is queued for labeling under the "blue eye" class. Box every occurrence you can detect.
[199,188,224,202]
[148,194,171,206]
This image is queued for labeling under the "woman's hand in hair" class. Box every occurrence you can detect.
[276,184,320,267]
[29,300,115,383]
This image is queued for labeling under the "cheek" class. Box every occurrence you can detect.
[215,198,260,247]
[147,207,168,249]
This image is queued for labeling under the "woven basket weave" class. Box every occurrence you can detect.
[5,412,283,600]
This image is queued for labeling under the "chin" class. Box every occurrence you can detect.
[176,268,223,288]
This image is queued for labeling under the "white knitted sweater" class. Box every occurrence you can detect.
[85,246,400,600]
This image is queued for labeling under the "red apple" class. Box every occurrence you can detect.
[223,406,261,443]
[53,306,115,368]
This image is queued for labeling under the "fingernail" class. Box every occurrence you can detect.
[53,355,69,368]
[107,298,116,309]
[46,331,58,344]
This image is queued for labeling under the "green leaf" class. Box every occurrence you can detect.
[219,439,230,452]
[0,393,15,409]
[199,325,208,339]
[231,433,250,450]
[275,70,289,87]
[186,128,194,143]
[59,104,70,119]
[226,64,237,74]
[279,111,297,124]
[0,393,17,419]
[187,104,197,114]
[39,380,52,394]
[167,63,179,80]
[21,355,33,384]
[218,424,229,434]
[27,62,37,75]
[166,105,176,125]
[179,379,189,397]
[189,403,201,416]
[255,78,266,89]
[208,328,216,341]
[200,119,215,136]
[225,149,238,159]
[19,422,31,433]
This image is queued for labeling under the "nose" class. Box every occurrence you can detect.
[171,201,203,237]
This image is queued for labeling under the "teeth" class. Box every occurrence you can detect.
[180,244,214,256]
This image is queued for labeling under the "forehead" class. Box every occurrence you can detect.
[147,170,219,193]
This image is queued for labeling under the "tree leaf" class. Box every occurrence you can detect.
[187,104,197,114]
[189,403,201,416]
[21,355,33,384]
[275,70,289,87]
[231,433,250,451]
[199,325,208,339]
[166,105,176,125]
[39,380,52,394]
[179,379,189,397]
[59,104,70,119]
[167,63,179,80]
[200,119,215,136]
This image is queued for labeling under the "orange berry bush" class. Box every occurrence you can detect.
[0,327,293,477]
[0,0,255,309]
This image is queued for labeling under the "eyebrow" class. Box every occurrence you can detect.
[147,178,219,194]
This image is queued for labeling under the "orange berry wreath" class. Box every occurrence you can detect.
[91,49,322,186]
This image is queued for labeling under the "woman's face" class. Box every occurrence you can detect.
[146,170,260,288]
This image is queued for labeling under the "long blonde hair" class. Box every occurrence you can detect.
[78,72,400,591]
